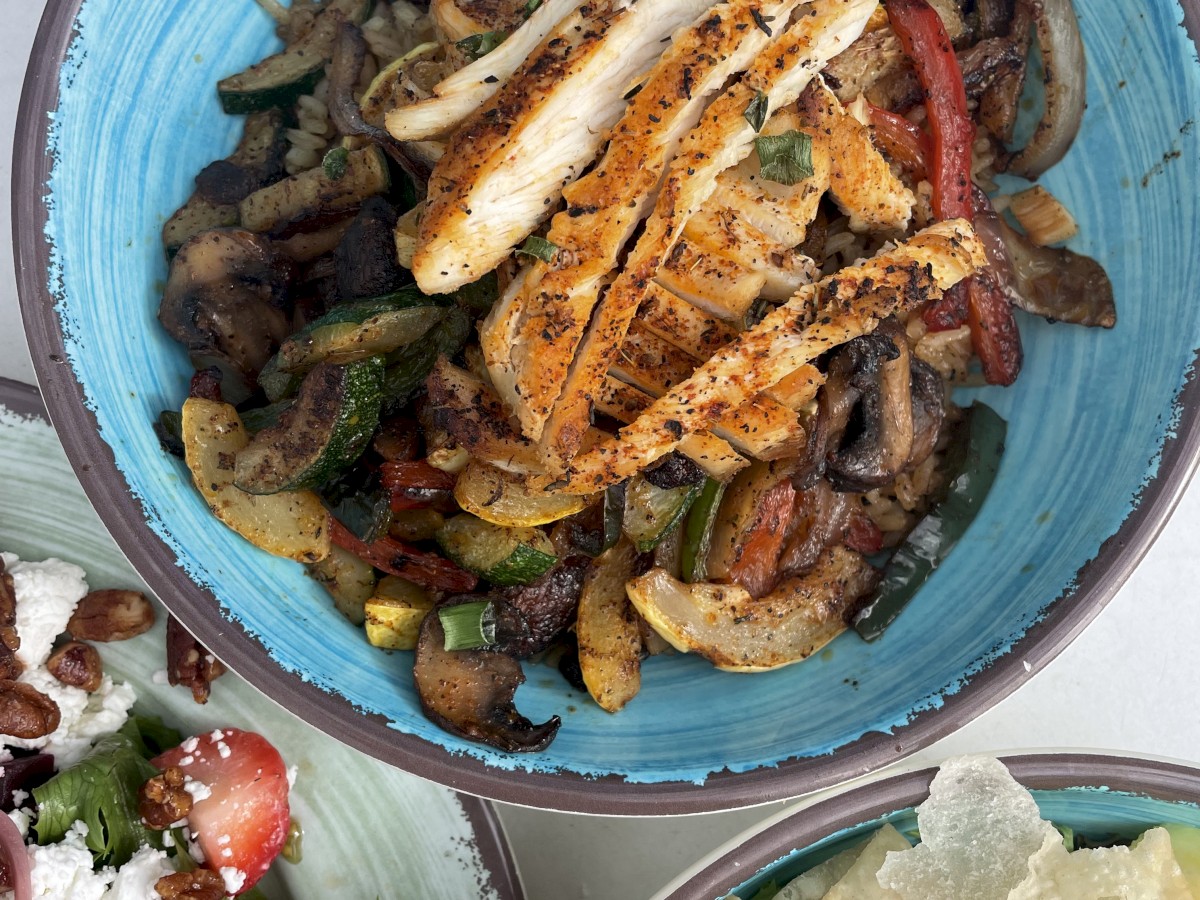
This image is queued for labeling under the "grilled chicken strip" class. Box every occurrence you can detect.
[537,0,877,471]
[484,0,806,439]
[533,219,987,493]
[387,0,580,141]
[413,0,716,294]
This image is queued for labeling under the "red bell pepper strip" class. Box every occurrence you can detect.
[843,510,884,555]
[885,0,1022,382]
[330,518,478,592]
[885,0,974,222]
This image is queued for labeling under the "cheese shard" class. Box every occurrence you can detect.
[875,756,1059,900]
[1008,827,1193,900]
[821,823,909,899]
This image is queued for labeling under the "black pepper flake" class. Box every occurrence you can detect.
[648,113,661,123]
[664,420,683,438]
[681,67,694,99]
[483,75,499,83]
[750,8,774,35]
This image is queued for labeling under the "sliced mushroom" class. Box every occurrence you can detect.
[158,229,295,385]
[826,320,915,492]
[413,598,560,753]
[334,197,408,301]
[907,358,947,472]
[498,557,591,657]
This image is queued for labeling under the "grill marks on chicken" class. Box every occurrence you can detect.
[535,0,878,472]
[481,0,807,442]
[413,0,717,294]
[533,219,987,494]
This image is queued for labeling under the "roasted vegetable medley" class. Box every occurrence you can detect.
[155,0,1112,752]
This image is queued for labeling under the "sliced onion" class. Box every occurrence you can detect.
[0,812,31,900]
[328,20,432,184]
[1009,0,1086,178]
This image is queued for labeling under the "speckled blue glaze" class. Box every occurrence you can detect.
[729,788,1200,898]
[42,0,1200,784]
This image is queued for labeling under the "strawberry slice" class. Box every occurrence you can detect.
[152,729,290,895]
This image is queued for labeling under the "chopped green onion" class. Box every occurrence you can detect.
[440,600,497,650]
[322,146,350,181]
[515,235,559,264]
[456,31,506,61]
[744,90,769,132]
[754,130,814,186]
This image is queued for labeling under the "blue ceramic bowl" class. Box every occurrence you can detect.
[15,0,1200,812]
[661,754,1200,898]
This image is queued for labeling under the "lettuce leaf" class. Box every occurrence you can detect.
[31,719,166,865]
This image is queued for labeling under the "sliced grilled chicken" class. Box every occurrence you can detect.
[679,206,816,302]
[653,239,768,322]
[538,0,877,471]
[533,219,986,493]
[432,0,530,43]
[611,324,806,460]
[387,0,580,141]
[795,80,914,233]
[636,283,739,359]
[414,0,718,294]
[483,0,806,439]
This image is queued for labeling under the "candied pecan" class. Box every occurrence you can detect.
[67,590,156,642]
[139,765,193,829]
[47,641,103,692]
[0,561,21,681]
[155,869,226,900]
[0,680,60,739]
[166,616,226,705]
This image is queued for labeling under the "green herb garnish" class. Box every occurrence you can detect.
[515,235,559,264]
[322,146,350,181]
[456,31,506,61]
[522,0,542,17]
[744,90,768,132]
[32,721,162,866]
[754,130,814,186]
[440,601,497,650]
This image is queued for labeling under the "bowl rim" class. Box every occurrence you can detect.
[659,752,1200,899]
[13,0,1200,815]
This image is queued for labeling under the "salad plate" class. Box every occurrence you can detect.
[0,377,524,899]
[659,753,1200,899]
[14,0,1200,814]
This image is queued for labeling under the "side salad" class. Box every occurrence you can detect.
[0,555,295,899]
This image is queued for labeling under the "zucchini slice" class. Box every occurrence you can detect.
[235,358,384,494]
[217,0,374,114]
[454,460,591,527]
[680,477,727,583]
[240,146,390,235]
[308,543,377,624]
[437,514,557,587]
[162,109,288,258]
[382,305,473,410]
[364,576,434,650]
[622,475,701,553]
[181,398,330,563]
[277,296,447,373]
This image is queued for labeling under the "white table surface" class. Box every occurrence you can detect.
[4,2,1199,898]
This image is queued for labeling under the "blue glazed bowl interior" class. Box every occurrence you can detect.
[41,0,1200,787]
[730,787,1200,899]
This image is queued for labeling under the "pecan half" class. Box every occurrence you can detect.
[138,765,193,829]
[166,616,226,705]
[0,560,22,680]
[0,680,60,739]
[67,589,156,642]
[47,641,103,692]
[155,869,226,900]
